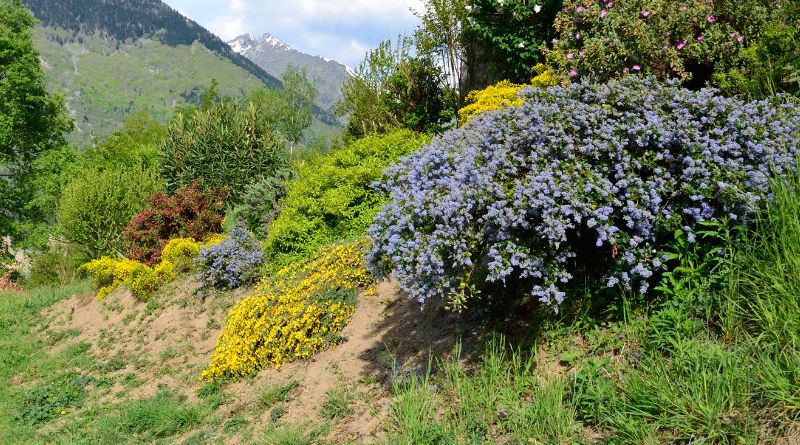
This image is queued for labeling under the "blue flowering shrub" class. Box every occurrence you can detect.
[368,77,800,309]
[196,226,264,290]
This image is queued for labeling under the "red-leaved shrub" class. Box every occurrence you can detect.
[122,181,226,265]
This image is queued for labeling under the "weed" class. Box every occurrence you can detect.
[320,388,354,420]
[259,380,299,409]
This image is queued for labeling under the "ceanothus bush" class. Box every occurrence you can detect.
[368,77,800,309]
[196,226,264,290]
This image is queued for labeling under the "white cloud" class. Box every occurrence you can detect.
[164,0,424,67]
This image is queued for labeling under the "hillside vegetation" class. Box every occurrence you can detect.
[3,0,800,443]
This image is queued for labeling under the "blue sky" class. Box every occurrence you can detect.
[161,0,424,68]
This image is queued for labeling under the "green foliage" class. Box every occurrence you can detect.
[336,38,455,137]
[388,338,581,444]
[58,165,162,258]
[320,389,354,420]
[470,0,562,83]
[226,171,293,238]
[79,111,165,171]
[545,0,800,99]
[160,100,290,205]
[264,129,430,269]
[0,0,72,240]
[108,391,203,440]
[26,241,83,287]
[14,372,92,425]
[714,10,800,98]
[258,381,298,409]
[249,67,318,151]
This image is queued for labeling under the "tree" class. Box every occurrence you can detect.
[413,0,473,100]
[159,100,290,205]
[0,0,72,242]
[336,37,455,137]
[249,67,317,153]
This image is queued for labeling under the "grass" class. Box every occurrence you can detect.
[258,380,299,409]
[320,388,354,420]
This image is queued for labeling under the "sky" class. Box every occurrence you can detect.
[161,0,424,68]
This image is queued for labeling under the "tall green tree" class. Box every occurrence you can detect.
[250,67,317,153]
[336,37,455,137]
[0,0,72,242]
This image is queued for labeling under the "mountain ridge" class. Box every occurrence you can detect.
[22,0,282,89]
[228,33,353,113]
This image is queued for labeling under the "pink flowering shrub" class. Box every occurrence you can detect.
[546,0,772,88]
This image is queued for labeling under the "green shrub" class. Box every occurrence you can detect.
[159,101,290,205]
[225,171,293,238]
[57,166,162,258]
[547,0,776,89]
[14,372,92,425]
[264,129,429,269]
[26,241,83,287]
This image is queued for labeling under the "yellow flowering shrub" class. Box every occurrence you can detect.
[530,63,559,89]
[202,238,374,381]
[81,235,225,301]
[458,80,526,125]
[458,66,560,126]
[79,257,142,300]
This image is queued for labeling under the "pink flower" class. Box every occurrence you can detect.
[707,15,715,23]
[642,10,651,17]
[600,8,607,18]
[676,40,687,50]
[579,51,586,57]
[737,35,744,43]
[681,5,688,11]
[566,52,574,60]
[632,64,641,71]
[607,1,613,7]
[696,35,704,41]
[569,69,578,77]
[576,6,584,13]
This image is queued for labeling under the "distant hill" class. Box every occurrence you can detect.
[229,33,353,114]
[22,0,279,88]
[21,0,282,145]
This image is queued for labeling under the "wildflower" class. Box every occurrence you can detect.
[737,35,744,43]
[600,8,607,18]
[534,4,542,13]
[566,52,574,60]
[696,35,704,41]
[632,64,641,71]
[569,69,578,77]
[707,14,715,22]
[641,10,650,17]
[579,51,586,57]
[517,41,525,49]
[576,5,584,13]
[676,40,687,50]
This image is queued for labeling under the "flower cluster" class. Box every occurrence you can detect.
[458,80,527,125]
[196,226,264,290]
[368,77,800,309]
[121,181,226,266]
[79,257,145,300]
[202,239,373,381]
[546,0,761,84]
[81,235,223,300]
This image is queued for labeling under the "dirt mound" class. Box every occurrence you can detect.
[40,278,471,444]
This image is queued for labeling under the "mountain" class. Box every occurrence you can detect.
[228,33,353,114]
[21,0,283,145]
